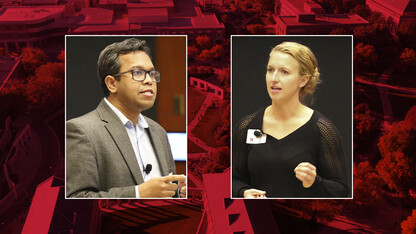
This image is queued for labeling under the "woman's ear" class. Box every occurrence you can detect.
[299,75,310,88]
[105,75,118,94]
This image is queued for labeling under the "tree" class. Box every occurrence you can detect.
[57,50,65,61]
[214,102,230,146]
[246,24,266,35]
[224,22,237,37]
[188,65,214,78]
[354,43,378,70]
[349,4,369,18]
[353,25,376,44]
[217,67,230,88]
[210,44,224,59]
[195,35,212,50]
[329,28,347,35]
[21,46,48,74]
[220,14,228,24]
[203,146,230,173]
[25,62,64,110]
[398,21,416,36]
[239,1,252,12]
[367,12,386,29]
[398,48,416,73]
[400,48,416,65]
[259,0,275,11]
[398,21,416,49]
[197,49,214,63]
[376,107,416,196]
[401,209,416,234]
[229,2,239,13]
[188,45,199,60]
[0,80,27,119]
[274,0,281,14]
[398,20,416,39]
[345,161,384,216]
[353,103,381,154]
[404,105,416,125]
[282,199,341,224]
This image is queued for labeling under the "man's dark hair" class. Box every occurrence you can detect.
[97,38,152,96]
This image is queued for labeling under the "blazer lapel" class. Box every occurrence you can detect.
[96,100,144,185]
[146,125,170,176]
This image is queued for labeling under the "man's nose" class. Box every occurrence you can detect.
[142,72,153,84]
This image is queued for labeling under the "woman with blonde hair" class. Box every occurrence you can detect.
[232,42,349,198]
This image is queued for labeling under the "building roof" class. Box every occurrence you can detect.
[78,7,114,25]
[21,0,59,3]
[128,9,223,29]
[128,7,168,17]
[21,177,62,233]
[128,8,168,23]
[71,4,223,32]
[282,0,324,14]
[368,0,416,14]
[0,56,20,91]
[99,0,127,5]
[191,13,222,28]
[72,18,129,32]
[284,0,306,12]
[0,6,65,23]
[127,0,174,9]
[278,14,369,26]
[202,172,255,233]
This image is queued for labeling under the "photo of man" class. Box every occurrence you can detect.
[65,37,187,198]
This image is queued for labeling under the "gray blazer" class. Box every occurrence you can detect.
[66,99,176,198]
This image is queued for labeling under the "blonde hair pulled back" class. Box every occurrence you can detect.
[271,41,321,99]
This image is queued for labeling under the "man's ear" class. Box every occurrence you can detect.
[105,75,118,94]
[299,75,310,88]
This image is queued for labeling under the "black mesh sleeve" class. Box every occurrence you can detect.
[314,116,350,197]
[232,113,257,197]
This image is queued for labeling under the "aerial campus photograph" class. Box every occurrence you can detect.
[0,0,415,233]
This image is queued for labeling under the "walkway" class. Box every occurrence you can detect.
[188,91,215,132]
[187,86,218,189]
[355,61,409,130]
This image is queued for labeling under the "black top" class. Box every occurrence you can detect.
[232,108,350,198]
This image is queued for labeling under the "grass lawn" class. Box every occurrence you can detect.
[188,138,206,154]
[188,87,206,122]
[191,106,220,147]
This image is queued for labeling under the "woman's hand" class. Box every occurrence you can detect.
[294,162,317,188]
[244,189,267,198]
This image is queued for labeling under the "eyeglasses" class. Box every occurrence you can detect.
[113,69,161,83]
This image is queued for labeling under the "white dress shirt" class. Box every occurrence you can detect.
[104,98,162,198]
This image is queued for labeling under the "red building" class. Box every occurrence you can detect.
[70,4,224,41]
[0,5,73,51]
[275,0,369,34]
[22,177,99,233]
[366,0,416,32]
[280,0,325,16]
[275,14,369,35]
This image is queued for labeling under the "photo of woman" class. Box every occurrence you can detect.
[232,36,352,198]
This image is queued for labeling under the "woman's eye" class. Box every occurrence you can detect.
[267,68,274,73]
[281,70,289,75]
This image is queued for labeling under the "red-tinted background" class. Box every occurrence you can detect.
[0,0,415,233]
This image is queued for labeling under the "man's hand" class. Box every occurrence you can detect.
[243,189,267,198]
[294,162,317,188]
[138,175,186,198]
[178,175,186,198]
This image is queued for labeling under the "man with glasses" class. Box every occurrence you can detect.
[66,38,186,198]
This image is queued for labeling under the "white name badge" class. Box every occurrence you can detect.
[246,129,267,144]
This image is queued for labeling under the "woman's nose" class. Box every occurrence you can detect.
[271,71,279,81]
